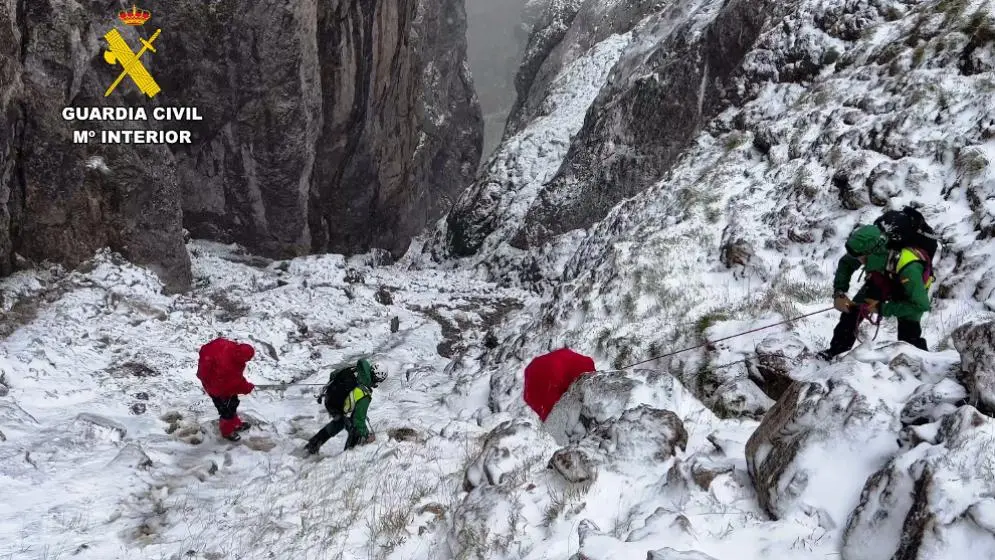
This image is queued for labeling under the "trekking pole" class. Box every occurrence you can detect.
[620,306,836,369]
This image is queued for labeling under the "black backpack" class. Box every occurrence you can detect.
[317,366,358,415]
[873,206,939,263]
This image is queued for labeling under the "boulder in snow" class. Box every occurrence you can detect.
[548,446,596,483]
[746,374,900,525]
[544,370,691,467]
[952,320,995,416]
[106,361,160,378]
[747,332,810,401]
[544,371,639,445]
[463,418,556,491]
[73,413,127,442]
[599,405,687,463]
[843,406,995,560]
[899,378,967,426]
[387,427,426,443]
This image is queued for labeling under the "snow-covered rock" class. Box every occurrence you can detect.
[647,549,720,560]
[548,446,596,483]
[544,368,700,443]
[542,369,694,470]
[843,406,995,560]
[952,320,995,416]
[107,443,153,470]
[463,418,556,491]
[746,368,901,525]
[747,332,812,400]
[900,377,968,425]
[604,405,688,463]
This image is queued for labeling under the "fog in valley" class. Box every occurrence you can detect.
[465,0,529,160]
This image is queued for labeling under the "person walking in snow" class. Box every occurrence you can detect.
[304,358,387,455]
[196,337,256,441]
[818,211,936,360]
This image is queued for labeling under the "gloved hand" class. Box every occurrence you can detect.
[833,292,853,312]
[360,433,376,445]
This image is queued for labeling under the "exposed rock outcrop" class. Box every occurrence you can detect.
[505,0,665,137]
[746,374,900,525]
[843,406,995,560]
[0,0,481,290]
[747,333,811,401]
[1,3,191,292]
[952,320,995,416]
[509,0,796,247]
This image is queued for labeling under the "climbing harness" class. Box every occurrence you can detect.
[855,301,883,343]
[618,306,836,370]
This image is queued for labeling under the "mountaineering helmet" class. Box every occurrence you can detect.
[371,363,387,386]
[844,225,887,256]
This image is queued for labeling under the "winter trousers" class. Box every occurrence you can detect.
[306,415,359,453]
[827,282,928,356]
[211,395,244,437]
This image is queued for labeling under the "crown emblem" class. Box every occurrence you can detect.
[118,5,151,26]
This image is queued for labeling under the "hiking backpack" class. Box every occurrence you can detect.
[317,366,358,415]
[873,206,939,263]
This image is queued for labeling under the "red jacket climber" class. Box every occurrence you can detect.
[197,337,256,441]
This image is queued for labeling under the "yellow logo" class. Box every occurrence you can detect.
[103,6,161,98]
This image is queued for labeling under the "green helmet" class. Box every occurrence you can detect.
[845,225,887,256]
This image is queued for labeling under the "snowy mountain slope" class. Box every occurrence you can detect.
[402,0,995,557]
[0,244,535,559]
[3,243,992,560]
[5,1,995,560]
[427,0,995,419]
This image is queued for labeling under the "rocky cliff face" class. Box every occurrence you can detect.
[1,0,191,292]
[168,0,482,260]
[0,0,19,279]
[0,0,481,292]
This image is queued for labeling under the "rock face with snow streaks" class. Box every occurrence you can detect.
[843,406,995,560]
[952,320,995,416]
[0,0,481,290]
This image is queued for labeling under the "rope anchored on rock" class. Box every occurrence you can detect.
[619,306,837,370]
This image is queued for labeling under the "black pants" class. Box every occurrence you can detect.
[211,396,240,419]
[827,282,928,355]
[306,415,359,452]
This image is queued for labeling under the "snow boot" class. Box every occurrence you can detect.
[223,432,242,442]
[235,422,251,433]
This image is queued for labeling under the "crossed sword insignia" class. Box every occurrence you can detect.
[103,28,161,97]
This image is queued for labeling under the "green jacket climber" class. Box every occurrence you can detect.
[832,228,931,321]
[305,359,388,455]
[343,360,374,438]
[820,224,932,359]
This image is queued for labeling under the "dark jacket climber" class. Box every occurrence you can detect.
[819,224,932,359]
[305,359,387,455]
